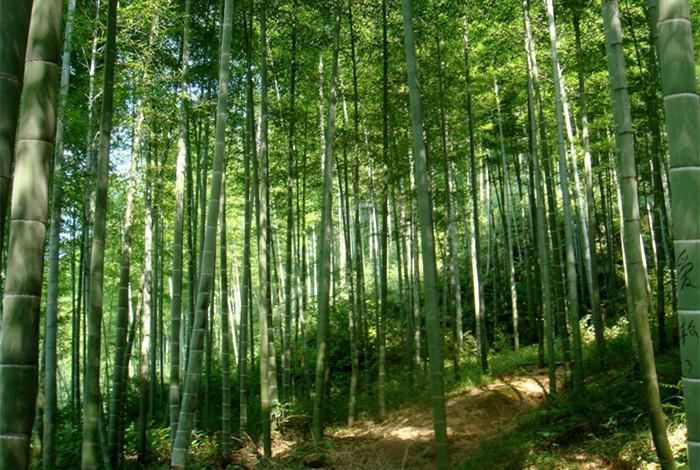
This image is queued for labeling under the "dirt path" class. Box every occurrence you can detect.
[316,370,551,469]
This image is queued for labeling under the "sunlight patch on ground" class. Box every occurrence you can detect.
[508,377,548,397]
[390,425,433,441]
[668,421,687,453]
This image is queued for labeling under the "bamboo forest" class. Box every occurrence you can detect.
[2,0,700,468]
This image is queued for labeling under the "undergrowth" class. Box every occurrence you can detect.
[47,308,688,469]
[457,331,687,469]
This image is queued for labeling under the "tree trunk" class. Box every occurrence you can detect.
[312,0,341,444]
[0,0,63,465]
[398,195,415,376]
[462,17,488,372]
[150,144,160,429]
[170,0,232,461]
[186,115,197,375]
[300,150,310,403]
[169,0,190,443]
[346,0,367,400]
[239,0,256,438]
[79,1,102,395]
[72,221,81,421]
[138,143,154,463]
[603,2,675,467]
[655,0,700,466]
[435,30,463,376]
[525,1,567,379]
[43,0,77,466]
[352,161,369,393]
[524,0,555,390]
[494,79,520,351]
[647,0,676,352]
[377,0,389,420]
[544,0,583,392]
[80,0,116,465]
[338,149,358,425]
[401,1,449,467]
[257,0,274,457]
[572,8,606,361]
[410,194,422,371]
[107,94,141,469]
[0,0,32,296]
[220,173,231,456]
[283,0,297,405]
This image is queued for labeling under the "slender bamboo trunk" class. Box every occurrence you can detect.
[558,66,594,322]
[107,105,141,469]
[293,166,301,399]
[572,9,605,361]
[398,195,414,376]
[72,221,81,420]
[377,187,389,421]
[339,149,358,425]
[410,195,422,370]
[377,0,389,420]
[42,0,77,466]
[526,1,567,375]
[158,207,165,404]
[312,0,341,443]
[598,158,615,296]
[544,0,583,392]
[257,0,274,457]
[198,110,209,276]
[435,30,463,376]
[603,2,675,467]
[240,0,257,435]
[203,266,214,426]
[80,0,116,465]
[352,162,369,392]
[524,0,555,390]
[645,0,675,352]
[402,1,449,467]
[344,0,364,410]
[271,230,283,406]
[220,174,231,456]
[150,144,160,424]
[283,0,297,405]
[138,145,154,463]
[624,6,664,315]
[239,4,254,439]
[300,150,310,402]
[117,310,137,461]
[463,17,487,372]
[370,175,380,360]
[185,120,196,372]
[80,0,102,383]
[494,79,520,351]
[169,0,190,443]
[170,0,232,461]
[390,188,406,372]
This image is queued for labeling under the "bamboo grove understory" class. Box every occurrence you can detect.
[0,0,698,468]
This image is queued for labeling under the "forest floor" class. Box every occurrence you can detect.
[316,367,554,469]
[270,337,688,469]
[117,332,687,468]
